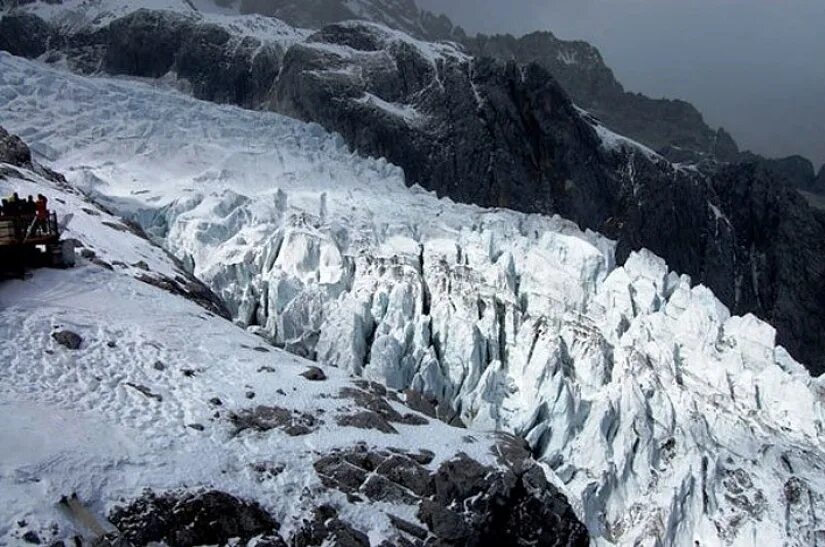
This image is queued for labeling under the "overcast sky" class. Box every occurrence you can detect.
[418,0,825,168]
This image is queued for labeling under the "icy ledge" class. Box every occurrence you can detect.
[2,52,824,546]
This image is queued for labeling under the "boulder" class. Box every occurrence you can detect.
[109,489,281,547]
[51,330,82,350]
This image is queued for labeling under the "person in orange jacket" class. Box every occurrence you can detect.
[34,194,49,234]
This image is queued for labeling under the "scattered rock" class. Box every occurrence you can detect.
[22,530,41,544]
[110,489,280,547]
[229,405,320,436]
[124,383,163,402]
[106,341,117,348]
[152,361,166,371]
[300,366,327,381]
[336,411,397,434]
[187,423,205,431]
[181,368,196,377]
[258,366,277,374]
[253,346,270,353]
[52,330,82,350]
[387,515,428,540]
[245,391,256,400]
[79,248,97,259]
[208,397,223,406]
[90,257,114,270]
[291,505,369,547]
[132,260,150,271]
[251,462,285,481]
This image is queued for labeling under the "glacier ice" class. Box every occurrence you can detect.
[2,52,825,547]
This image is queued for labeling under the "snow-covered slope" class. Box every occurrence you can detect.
[0,139,587,545]
[5,0,311,48]
[3,53,825,547]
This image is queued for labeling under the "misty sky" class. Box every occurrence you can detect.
[418,0,825,168]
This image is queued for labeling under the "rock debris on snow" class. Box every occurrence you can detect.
[51,330,82,350]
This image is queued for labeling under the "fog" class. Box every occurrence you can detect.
[418,0,825,168]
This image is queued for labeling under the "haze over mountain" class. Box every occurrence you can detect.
[418,0,825,168]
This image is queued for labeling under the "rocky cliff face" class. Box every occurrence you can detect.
[469,31,742,163]
[741,153,825,196]
[1,6,824,376]
[238,0,464,42]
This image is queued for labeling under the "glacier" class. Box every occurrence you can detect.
[2,51,825,546]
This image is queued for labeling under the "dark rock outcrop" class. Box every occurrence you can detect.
[229,404,321,436]
[742,153,824,195]
[468,31,742,163]
[238,0,466,42]
[314,439,589,546]
[51,330,82,350]
[300,365,327,381]
[0,125,33,168]
[109,489,281,547]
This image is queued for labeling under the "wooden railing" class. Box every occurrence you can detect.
[0,212,59,246]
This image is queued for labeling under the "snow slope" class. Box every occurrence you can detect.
[5,0,311,47]
[2,52,825,546]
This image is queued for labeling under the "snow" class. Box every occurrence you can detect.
[574,105,664,162]
[6,0,312,48]
[355,92,423,123]
[0,164,502,546]
[306,19,469,67]
[3,51,825,547]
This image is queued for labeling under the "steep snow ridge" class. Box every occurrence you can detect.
[3,53,825,546]
[8,0,312,47]
[307,19,469,66]
[575,106,663,162]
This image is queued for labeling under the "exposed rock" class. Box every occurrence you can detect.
[0,125,32,167]
[290,505,369,547]
[335,410,397,434]
[136,273,230,319]
[238,0,465,42]
[469,31,740,162]
[229,405,320,436]
[109,489,280,547]
[300,366,327,381]
[21,530,41,544]
[124,383,163,402]
[315,442,588,545]
[51,330,82,350]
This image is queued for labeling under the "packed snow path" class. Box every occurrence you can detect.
[2,52,825,546]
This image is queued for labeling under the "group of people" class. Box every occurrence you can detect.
[0,192,51,235]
